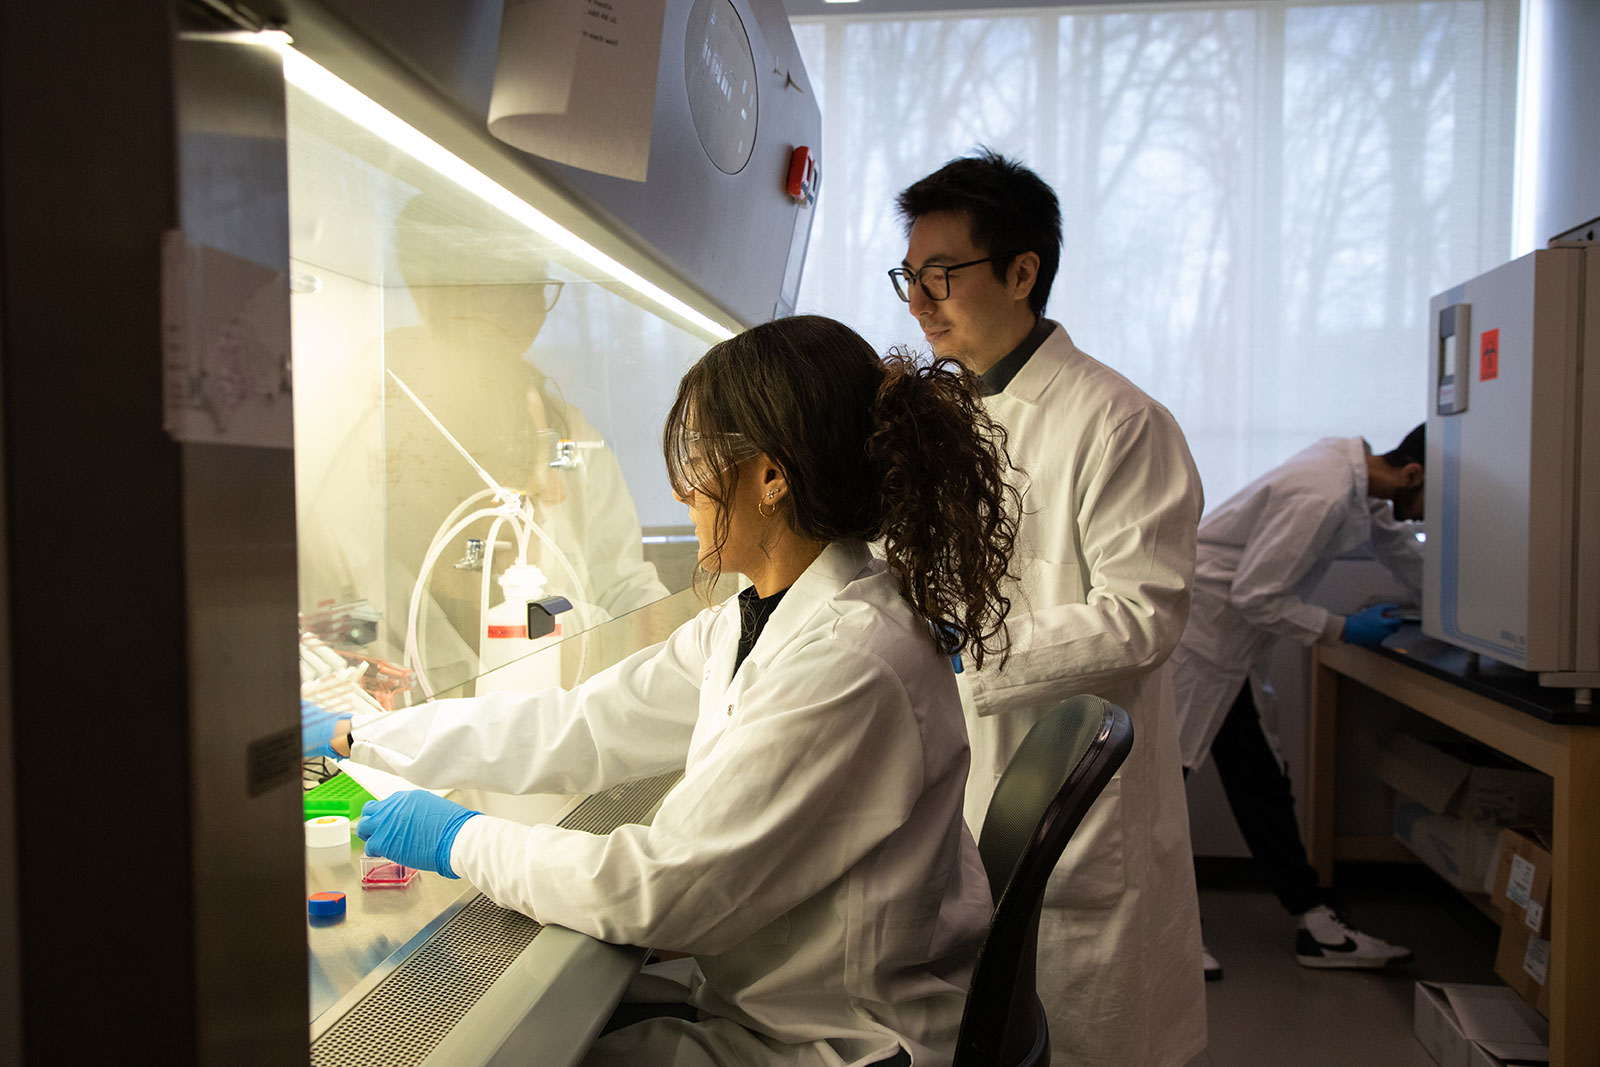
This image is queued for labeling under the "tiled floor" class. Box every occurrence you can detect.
[1183,866,1502,1067]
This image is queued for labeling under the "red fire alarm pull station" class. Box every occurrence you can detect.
[787,147,819,206]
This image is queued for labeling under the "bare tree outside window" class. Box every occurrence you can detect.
[791,0,1517,503]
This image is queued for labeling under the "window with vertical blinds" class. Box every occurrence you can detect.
[791,1,1519,502]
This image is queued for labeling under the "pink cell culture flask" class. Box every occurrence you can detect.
[360,853,421,890]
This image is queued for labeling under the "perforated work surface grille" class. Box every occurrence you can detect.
[311,771,683,1065]
[310,895,542,1067]
[557,771,682,834]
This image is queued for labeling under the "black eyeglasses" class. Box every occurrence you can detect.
[888,253,1020,302]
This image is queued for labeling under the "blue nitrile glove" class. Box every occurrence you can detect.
[934,623,963,674]
[357,790,481,879]
[302,700,346,759]
[1343,603,1402,647]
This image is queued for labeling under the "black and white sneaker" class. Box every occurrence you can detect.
[1295,905,1414,969]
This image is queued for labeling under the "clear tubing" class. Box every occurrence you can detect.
[388,374,602,694]
[434,487,506,547]
[407,501,594,696]
[405,505,520,699]
[480,512,511,655]
[387,369,598,684]
[404,485,510,690]
[513,503,533,562]
[413,485,506,668]
[521,504,591,629]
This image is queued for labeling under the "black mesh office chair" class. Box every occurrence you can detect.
[952,695,1135,1067]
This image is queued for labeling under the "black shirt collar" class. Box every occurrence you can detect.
[733,584,789,675]
[977,316,1053,397]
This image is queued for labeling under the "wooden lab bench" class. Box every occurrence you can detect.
[1306,629,1600,1066]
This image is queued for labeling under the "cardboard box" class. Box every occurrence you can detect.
[1494,919,1553,1018]
[1470,1042,1552,1066]
[1415,982,1473,1067]
[1414,982,1549,1067]
[1379,735,1552,893]
[1487,827,1554,1016]
[1392,799,1504,893]
[1377,734,1552,824]
[1489,828,1552,939]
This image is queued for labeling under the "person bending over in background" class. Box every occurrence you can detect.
[307,314,1021,1067]
[1169,426,1426,979]
[893,149,1207,1067]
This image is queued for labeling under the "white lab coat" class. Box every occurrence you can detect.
[1172,436,1424,768]
[961,324,1207,1067]
[352,539,992,1067]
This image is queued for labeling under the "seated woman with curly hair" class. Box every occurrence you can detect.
[319,314,1021,1067]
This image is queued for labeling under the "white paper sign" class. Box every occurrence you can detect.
[161,230,292,447]
[1506,853,1536,909]
[1522,934,1550,984]
[488,0,667,181]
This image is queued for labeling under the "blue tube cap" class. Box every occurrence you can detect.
[308,891,347,917]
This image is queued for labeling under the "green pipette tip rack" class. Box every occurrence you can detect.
[304,772,377,821]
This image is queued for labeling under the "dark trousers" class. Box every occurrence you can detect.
[1205,683,1325,916]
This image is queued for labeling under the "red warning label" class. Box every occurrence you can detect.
[484,622,562,640]
[486,625,527,639]
[1480,328,1499,381]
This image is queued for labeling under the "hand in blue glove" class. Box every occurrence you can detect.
[934,623,963,674]
[302,700,348,759]
[357,790,481,879]
[1343,603,1402,647]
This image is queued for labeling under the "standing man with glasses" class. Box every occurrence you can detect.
[892,150,1207,1066]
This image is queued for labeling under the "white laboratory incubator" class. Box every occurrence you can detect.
[1422,241,1600,695]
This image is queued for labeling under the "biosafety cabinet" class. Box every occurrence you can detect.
[1422,242,1600,697]
[0,0,816,1062]
[292,0,819,1061]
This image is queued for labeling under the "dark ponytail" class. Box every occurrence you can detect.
[664,315,1019,669]
[869,347,1018,669]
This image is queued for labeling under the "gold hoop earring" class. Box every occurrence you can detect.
[758,490,778,518]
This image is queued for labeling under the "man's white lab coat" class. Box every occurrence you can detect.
[962,324,1207,1067]
[1172,436,1423,768]
[352,540,991,1067]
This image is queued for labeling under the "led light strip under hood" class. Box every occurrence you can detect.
[279,45,736,343]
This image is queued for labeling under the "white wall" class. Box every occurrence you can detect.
[1532,0,1600,241]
